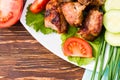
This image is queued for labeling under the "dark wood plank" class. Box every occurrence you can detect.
[0,22,85,80]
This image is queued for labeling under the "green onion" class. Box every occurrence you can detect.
[90,34,120,80]
[106,47,120,80]
[101,46,114,76]
[98,41,107,80]
[108,47,117,80]
[112,47,120,79]
[117,66,120,80]
[117,49,120,80]
[90,38,104,80]
[108,60,113,80]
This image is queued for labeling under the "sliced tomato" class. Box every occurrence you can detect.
[30,0,50,13]
[0,0,23,28]
[63,37,92,58]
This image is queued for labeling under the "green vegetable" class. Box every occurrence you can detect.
[98,47,120,80]
[89,35,103,58]
[103,10,120,33]
[90,38,105,80]
[68,56,94,66]
[112,47,120,79]
[67,37,102,66]
[26,5,54,34]
[61,26,103,66]
[117,48,120,79]
[117,62,120,80]
[108,47,117,80]
[104,0,120,12]
[101,46,114,76]
[105,31,120,46]
[98,41,107,80]
[61,26,78,42]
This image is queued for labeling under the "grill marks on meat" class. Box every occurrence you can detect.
[45,0,67,33]
[78,9,103,41]
[76,0,104,41]
[44,0,104,41]
[61,2,86,27]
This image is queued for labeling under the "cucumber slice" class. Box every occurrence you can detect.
[103,10,120,33]
[105,31,120,46]
[104,0,120,12]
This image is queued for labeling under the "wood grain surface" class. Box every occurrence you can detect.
[0,1,85,80]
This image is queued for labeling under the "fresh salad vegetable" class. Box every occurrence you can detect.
[0,0,23,28]
[61,26,103,66]
[63,37,92,57]
[68,56,94,66]
[26,6,54,34]
[104,0,120,12]
[103,10,120,33]
[105,31,120,46]
[30,0,50,13]
[103,0,120,46]
[91,38,106,80]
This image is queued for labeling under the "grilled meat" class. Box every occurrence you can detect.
[91,0,105,6]
[58,0,73,3]
[78,0,92,5]
[45,0,67,33]
[61,2,86,27]
[78,0,105,6]
[78,9,103,41]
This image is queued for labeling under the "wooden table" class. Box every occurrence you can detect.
[0,1,84,80]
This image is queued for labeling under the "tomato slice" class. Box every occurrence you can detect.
[0,0,23,28]
[63,37,92,57]
[30,0,50,13]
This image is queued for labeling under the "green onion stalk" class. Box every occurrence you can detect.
[98,41,107,80]
[90,37,105,80]
[101,46,114,77]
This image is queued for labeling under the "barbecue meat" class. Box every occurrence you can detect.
[61,2,86,27]
[78,0,105,6]
[78,9,103,41]
[58,0,73,3]
[78,0,92,5]
[91,0,105,6]
[45,0,67,33]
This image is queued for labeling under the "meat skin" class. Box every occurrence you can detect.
[61,2,86,27]
[45,0,67,33]
[78,0,105,6]
[78,9,103,41]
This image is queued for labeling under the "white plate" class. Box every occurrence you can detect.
[20,0,109,71]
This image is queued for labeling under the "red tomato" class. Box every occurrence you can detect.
[30,0,50,13]
[63,37,92,58]
[0,0,23,28]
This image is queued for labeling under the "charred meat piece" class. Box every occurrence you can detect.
[61,2,86,27]
[91,0,105,6]
[78,0,92,5]
[58,0,73,3]
[45,0,67,33]
[78,9,103,41]
[78,0,105,6]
